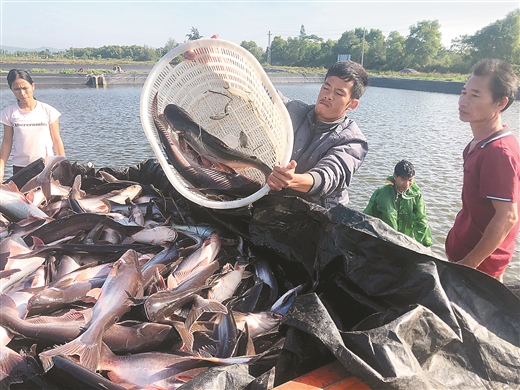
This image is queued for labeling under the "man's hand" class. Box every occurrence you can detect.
[267,160,297,191]
[183,34,219,60]
[456,199,518,275]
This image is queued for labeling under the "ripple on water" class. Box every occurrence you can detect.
[1,84,518,284]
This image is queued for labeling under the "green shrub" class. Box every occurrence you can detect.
[30,68,50,73]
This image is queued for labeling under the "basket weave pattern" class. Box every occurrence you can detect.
[140,39,292,208]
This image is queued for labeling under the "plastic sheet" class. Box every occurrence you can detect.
[6,159,519,389]
[201,181,520,389]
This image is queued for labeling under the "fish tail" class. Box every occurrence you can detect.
[39,336,101,372]
[0,346,26,386]
[185,297,227,332]
[171,321,194,352]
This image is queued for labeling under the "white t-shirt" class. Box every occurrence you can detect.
[0,101,61,167]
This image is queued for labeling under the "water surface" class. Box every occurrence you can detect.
[1,83,519,283]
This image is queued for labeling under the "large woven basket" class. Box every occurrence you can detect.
[140,38,293,209]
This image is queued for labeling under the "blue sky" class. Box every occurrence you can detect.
[1,1,518,51]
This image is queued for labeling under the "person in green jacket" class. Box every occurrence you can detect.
[363,160,433,247]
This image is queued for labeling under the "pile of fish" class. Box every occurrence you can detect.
[152,93,272,201]
[0,156,304,389]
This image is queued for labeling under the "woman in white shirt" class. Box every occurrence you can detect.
[0,69,66,181]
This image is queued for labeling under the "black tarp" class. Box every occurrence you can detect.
[106,159,520,389]
[9,159,520,389]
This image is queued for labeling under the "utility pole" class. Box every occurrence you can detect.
[361,28,365,66]
[267,31,272,65]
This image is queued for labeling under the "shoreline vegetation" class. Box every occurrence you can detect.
[1,9,517,83]
[0,59,470,82]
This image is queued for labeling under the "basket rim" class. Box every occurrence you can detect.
[139,38,293,209]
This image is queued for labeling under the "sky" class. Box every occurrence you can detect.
[0,1,518,51]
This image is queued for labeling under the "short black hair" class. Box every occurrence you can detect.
[394,160,415,178]
[7,69,34,89]
[471,59,518,112]
[325,61,369,100]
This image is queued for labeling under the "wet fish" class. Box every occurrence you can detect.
[26,277,106,316]
[1,245,46,294]
[22,213,143,246]
[39,249,145,372]
[0,294,84,343]
[169,232,221,289]
[0,344,28,388]
[163,103,272,179]
[144,282,215,324]
[20,155,76,202]
[0,181,49,222]
[213,309,238,358]
[252,255,279,309]
[233,311,283,338]
[208,262,251,302]
[102,320,179,353]
[130,226,178,246]
[152,93,262,198]
[270,283,307,316]
[98,343,200,389]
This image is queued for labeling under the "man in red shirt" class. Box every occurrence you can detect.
[445,59,519,281]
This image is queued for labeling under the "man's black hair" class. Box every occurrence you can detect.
[471,59,518,112]
[394,160,415,178]
[325,61,369,100]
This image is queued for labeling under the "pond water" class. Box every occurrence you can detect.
[1,83,519,284]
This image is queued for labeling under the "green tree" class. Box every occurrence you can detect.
[299,25,307,39]
[163,37,179,55]
[186,27,202,41]
[404,20,442,69]
[317,39,337,68]
[364,29,386,69]
[335,30,363,63]
[240,40,265,63]
[465,9,520,64]
[385,31,406,70]
[270,36,287,65]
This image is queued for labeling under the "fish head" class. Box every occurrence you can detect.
[163,104,196,133]
[109,249,139,276]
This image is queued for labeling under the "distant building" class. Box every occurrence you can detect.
[337,54,351,62]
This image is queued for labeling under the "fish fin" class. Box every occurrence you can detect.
[98,170,119,183]
[185,296,227,332]
[197,345,217,358]
[71,175,86,198]
[25,189,35,203]
[167,273,178,290]
[0,293,18,311]
[106,371,142,389]
[41,180,53,204]
[3,181,20,192]
[171,270,192,285]
[0,345,26,385]
[26,309,86,324]
[212,161,236,174]
[171,321,194,352]
[125,290,144,305]
[86,288,102,301]
[39,335,101,372]
[175,367,209,383]
[30,236,45,248]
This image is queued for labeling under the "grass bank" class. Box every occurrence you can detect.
[1,58,470,82]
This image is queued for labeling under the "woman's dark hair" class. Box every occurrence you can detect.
[7,69,33,89]
[394,160,415,178]
[325,61,369,100]
[471,59,518,112]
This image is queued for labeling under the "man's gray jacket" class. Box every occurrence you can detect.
[280,94,368,209]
